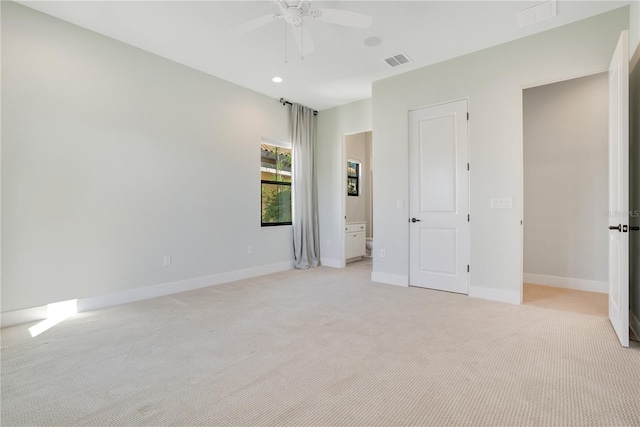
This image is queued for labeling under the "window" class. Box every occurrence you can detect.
[347,160,360,196]
[261,140,292,226]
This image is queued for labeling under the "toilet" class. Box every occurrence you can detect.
[366,237,373,257]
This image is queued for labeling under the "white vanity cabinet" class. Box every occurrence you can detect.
[345,222,366,260]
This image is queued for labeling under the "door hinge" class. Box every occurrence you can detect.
[467,214,470,222]
[467,162,470,171]
[467,265,470,273]
[467,112,469,120]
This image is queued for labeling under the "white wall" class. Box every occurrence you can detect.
[372,8,628,302]
[1,2,293,315]
[523,73,609,290]
[316,99,372,268]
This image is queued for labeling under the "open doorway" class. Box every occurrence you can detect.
[522,73,609,316]
[343,131,372,269]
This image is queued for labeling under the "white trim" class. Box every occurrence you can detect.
[520,68,608,90]
[523,273,607,294]
[320,258,342,268]
[371,272,408,287]
[1,306,49,328]
[408,97,470,113]
[1,261,294,328]
[469,285,520,305]
[630,310,640,341]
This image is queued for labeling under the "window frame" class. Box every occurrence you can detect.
[347,159,361,197]
[260,138,292,227]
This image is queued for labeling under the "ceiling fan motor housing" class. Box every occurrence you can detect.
[284,7,303,27]
[233,0,373,57]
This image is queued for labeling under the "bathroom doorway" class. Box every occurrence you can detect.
[343,131,373,266]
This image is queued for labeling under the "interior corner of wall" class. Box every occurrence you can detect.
[469,285,521,305]
[371,271,408,287]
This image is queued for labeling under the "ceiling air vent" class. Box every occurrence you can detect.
[385,53,411,68]
[518,0,557,28]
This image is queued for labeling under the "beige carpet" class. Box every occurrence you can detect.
[2,265,640,426]
[523,283,608,316]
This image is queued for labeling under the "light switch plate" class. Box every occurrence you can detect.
[491,198,513,209]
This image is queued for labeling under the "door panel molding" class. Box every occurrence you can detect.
[409,99,469,294]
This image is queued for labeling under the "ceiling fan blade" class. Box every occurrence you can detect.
[292,24,314,56]
[314,8,373,29]
[230,14,279,35]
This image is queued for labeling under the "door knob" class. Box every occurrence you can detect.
[609,225,621,232]
[411,218,421,223]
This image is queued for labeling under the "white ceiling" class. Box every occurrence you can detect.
[18,0,629,111]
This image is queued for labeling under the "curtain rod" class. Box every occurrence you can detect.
[280,98,318,116]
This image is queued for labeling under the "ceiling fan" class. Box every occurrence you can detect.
[230,0,373,57]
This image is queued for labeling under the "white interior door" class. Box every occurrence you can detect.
[409,100,469,294]
[608,30,629,348]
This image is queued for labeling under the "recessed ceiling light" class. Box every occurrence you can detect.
[272,77,283,83]
[364,37,382,47]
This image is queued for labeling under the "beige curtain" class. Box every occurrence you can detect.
[289,103,320,269]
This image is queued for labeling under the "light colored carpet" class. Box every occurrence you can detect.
[2,265,640,426]
[523,283,608,316]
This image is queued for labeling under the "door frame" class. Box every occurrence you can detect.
[341,129,372,268]
[519,68,609,304]
[407,98,471,292]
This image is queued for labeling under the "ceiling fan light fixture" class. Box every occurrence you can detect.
[272,77,283,83]
[230,0,374,57]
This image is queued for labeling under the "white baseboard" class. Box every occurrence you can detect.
[1,306,49,328]
[523,273,607,294]
[371,272,408,287]
[469,285,520,305]
[631,310,640,341]
[1,261,294,328]
[320,258,343,268]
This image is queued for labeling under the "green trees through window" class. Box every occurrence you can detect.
[261,143,292,226]
[347,160,360,196]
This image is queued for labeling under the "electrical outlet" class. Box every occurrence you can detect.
[326,240,331,247]
[248,245,254,255]
[163,255,172,266]
[380,249,386,258]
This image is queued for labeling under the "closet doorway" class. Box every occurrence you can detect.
[522,73,609,317]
